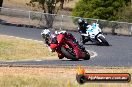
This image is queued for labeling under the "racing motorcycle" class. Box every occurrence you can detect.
[80,23,109,46]
[41,30,90,60]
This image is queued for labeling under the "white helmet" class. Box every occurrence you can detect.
[41,29,51,38]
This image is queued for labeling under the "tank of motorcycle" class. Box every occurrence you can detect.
[56,34,65,43]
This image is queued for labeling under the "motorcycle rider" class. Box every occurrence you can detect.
[41,29,85,52]
[78,18,89,44]
[78,18,88,33]
[41,29,57,52]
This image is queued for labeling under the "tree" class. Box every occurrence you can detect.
[72,0,130,21]
[0,0,3,11]
[60,0,71,9]
[28,0,72,28]
[0,0,3,7]
[117,4,132,22]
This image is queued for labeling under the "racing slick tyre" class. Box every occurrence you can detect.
[76,74,87,84]
[98,36,109,46]
[61,46,78,61]
[83,51,90,60]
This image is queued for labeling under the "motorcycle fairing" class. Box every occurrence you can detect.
[57,34,65,43]
[50,44,58,50]
[65,40,85,59]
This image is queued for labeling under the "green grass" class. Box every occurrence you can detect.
[0,35,57,60]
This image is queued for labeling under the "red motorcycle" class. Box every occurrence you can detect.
[41,30,90,60]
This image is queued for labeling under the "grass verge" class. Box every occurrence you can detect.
[0,67,131,87]
[0,35,57,61]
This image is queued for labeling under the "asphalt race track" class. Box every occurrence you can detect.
[0,25,132,67]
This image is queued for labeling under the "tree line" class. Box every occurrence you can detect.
[72,0,132,22]
[0,0,131,27]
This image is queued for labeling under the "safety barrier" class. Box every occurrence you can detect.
[0,7,132,36]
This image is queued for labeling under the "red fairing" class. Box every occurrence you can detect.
[66,40,85,59]
[74,46,85,58]
[50,44,58,49]
[57,34,65,43]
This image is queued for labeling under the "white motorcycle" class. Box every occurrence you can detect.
[80,23,109,46]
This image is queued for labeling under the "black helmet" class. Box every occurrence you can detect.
[78,18,85,25]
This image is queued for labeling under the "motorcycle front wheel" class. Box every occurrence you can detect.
[83,51,90,60]
[61,45,78,61]
[98,36,109,46]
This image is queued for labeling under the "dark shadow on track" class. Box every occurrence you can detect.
[84,43,112,46]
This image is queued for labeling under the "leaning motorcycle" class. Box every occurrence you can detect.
[80,23,109,46]
[41,30,90,60]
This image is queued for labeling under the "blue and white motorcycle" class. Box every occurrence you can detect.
[80,23,109,46]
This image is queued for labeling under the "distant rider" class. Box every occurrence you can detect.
[78,18,89,43]
[78,18,89,34]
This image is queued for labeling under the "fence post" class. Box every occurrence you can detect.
[60,15,64,30]
[130,24,132,36]
[28,11,31,26]
[128,23,132,36]
[0,7,2,12]
[111,23,117,35]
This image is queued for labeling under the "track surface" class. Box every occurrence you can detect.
[0,25,132,67]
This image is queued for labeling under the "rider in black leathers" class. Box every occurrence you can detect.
[78,18,89,44]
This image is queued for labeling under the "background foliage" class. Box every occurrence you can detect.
[72,0,132,22]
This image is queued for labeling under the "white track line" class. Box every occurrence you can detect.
[0,34,43,43]
[87,50,98,58]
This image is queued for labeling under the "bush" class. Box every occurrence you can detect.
[72,0,130,21]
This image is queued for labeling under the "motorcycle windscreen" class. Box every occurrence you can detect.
[57,34,65,43]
